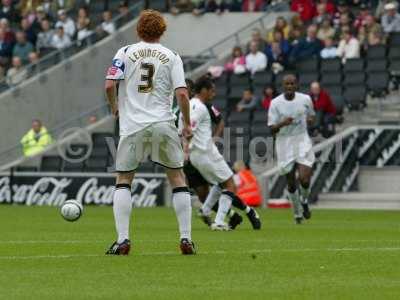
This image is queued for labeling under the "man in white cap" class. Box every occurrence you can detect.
[381,2,400,33]
[55,9,76,38]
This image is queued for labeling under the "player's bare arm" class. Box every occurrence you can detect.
[104,79,118,117]
[176,87,192,140]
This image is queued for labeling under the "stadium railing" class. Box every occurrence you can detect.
[258,125,400,207]
[0,1,146,94]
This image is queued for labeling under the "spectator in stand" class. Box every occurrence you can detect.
[13,31,34,64]
[27,50,39,74]
[261,85,276,110]
[266,16,290,43]
[224,46,246,75]
[51,25,71,49]
[320,37,338,59]
[36,19,55,54]
[118,0,131,24]
[269,30,290,56]
[20,17,36,45]
[55,9,76,38]
[0,0,20,24]
[0,27,13,62]
[313,2,330,26]
[246,28,266,52]
[319,0,335,15]
[358,14,383,50]
[48,0,75,14]
[6,56,27,85]
[354,2,372,31]
[381,2,400,33]
[31,6,51,34]
[317,17,336,41]
[236,88,258,112]
[170,0,196,15]
[20,0,43,17]
[265,41,287,73]
[193,0,228,15]
[100,10,115,35]
[309,81,336,137]
[333,1,354,28]
[0,18,16,44]
[242,0,265,12]
[290,24,323,61]
[337,27,360,63]
[76,16,93,42]
[246,41,267,74]
[291,0,316,22]
[20,119,53,157]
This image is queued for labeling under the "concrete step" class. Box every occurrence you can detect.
[314,193,400,210]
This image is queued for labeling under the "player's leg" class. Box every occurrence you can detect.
[106,133,143,255]
[297,163,313,219]
[285,164,303,224]
[165,168,195,254]
[152,121,195,254]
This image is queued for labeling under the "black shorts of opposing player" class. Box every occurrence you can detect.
[183,161,209,189]
[172,186,190,194]
[221,190,247,211]
[116,183,131,190]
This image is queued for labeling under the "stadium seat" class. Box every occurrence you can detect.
[40,156,62,172]
[321,73,342,86]
[324,85,343,96]
[344,86,367,110]
[228,85,246,99]
[252,71,274,87]
[367,72,389,96]
[299,73,319,87]
[92,132,114,147]
[366,59,387,73]
[330,94,345,115]
[85,157,108,172]
[389,32,400,46]
[388,46,400,61]
[252,110,268,125]
[213,98,227,110]
[228,111,252,126]
[16,166,38,172]
[90,145,110,158]
[389,60,400,74]
[343,58,364,73]
[366,45,386,60]
[343,72,366,86]
[251,125,272,138]
[66,144,89,160]
[320,58,341,73]
[295,57,319,73]
[229,73,251,87]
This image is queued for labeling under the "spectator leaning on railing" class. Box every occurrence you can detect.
[224,46,246,75]
[6,56,27,85]
[290,24,322,62]
[236,88,259,112]
[320,37,338,59]
[51,25,71,49]
[13,31,34,64]
[55,9,75,38]
[100,10,116,35]
[337,27,360,63]
[36,18,55,54]
[20,119,53,157]
[246,40,267,74]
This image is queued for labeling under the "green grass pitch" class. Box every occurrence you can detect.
[1,206,400,299]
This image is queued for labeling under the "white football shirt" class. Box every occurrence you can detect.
[268,92,315,137]
[179,97,213,151]
[106,41,186,136]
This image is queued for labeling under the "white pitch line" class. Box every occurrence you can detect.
[1,247,400,260]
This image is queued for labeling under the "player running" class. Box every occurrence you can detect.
[104,10,195,255]
[180,76,261,231]
[181,78,260,230]
[268,74,315,224]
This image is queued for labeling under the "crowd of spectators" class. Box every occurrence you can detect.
[209,1,400,137]
[0,0,129,87]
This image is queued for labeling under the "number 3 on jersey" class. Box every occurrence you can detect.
[138,63,155,93]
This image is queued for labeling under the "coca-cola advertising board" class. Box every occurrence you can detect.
[0,172,167,207]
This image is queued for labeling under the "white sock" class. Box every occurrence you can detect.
[172,187,192,240]
[201,185,222,216]
[245,206,251,214]
[113,185,133,244]
[299,185,310,204]
[288,190,302,218]
[214,191,232,225]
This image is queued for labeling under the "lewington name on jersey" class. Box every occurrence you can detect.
[129,48,170,64]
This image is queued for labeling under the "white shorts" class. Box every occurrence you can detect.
[275,133,315,175]
[189,145,233,185]
[116,121,184,172]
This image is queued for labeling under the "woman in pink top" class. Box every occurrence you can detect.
[224,46,246,75]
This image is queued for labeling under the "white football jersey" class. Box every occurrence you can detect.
[268,92,315,137]
[179,97,213,151]
[106,41,186,136]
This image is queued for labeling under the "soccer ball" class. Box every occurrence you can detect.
[60,200,83,222]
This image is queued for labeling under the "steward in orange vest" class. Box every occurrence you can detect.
[233,161,263,207]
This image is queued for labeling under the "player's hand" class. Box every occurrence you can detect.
[182,125,193,141]
[111,105,119,118]
[281,117,293,127]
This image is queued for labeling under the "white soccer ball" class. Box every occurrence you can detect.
[61,199,83,222]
